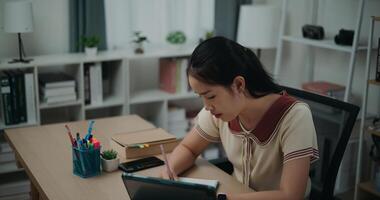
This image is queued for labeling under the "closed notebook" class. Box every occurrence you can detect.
[111,128,180,159]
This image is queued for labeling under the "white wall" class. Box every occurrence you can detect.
[1,0,379,113]
[0,0,70,58]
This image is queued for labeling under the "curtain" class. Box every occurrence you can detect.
[214,0,252,40]
[104,0,215,50]
[69,0,107,52]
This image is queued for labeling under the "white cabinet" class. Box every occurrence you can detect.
[0,44,201,130]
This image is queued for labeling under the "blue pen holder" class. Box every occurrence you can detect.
[72,146,101,178]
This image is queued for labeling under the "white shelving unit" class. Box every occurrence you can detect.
[274,0,366,102]
[274,0,370,195]
[355,16,380,200]
[0,44,199,130]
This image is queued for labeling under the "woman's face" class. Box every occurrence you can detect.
[188,75,244,122]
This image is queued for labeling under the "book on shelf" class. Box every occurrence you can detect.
[43,93,77,104]
[0,171,30,197]
[159,58,189,94]
[24,73,36,124]
[110,128,181,159]
[41,86,75,97]
[0,193,30,200]
[89,63,103,105]
[0,162,19,174]
[376,37,380,82]
[0,152,15,163]
[84,65,91,104]
[1,74,12,125]
[39,72,77,104]
[39,72,75,89]
[0,70,30,126]
[15,71,27,123]
[0,142,12,154]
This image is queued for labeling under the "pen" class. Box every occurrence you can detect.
[65,125,75,146]
[160,144,174,181]
[76,133,81,149]
[85,120,95,140]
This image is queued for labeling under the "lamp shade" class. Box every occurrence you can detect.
[3,1,34,33]
[237,4,280,49]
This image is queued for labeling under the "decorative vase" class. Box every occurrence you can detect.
[101,157,119,172]
[85,47,98,56]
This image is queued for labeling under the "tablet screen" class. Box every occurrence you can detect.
[122,173,216,200]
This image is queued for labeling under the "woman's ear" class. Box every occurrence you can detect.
[232,76,245,94]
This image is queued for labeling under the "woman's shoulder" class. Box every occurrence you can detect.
[283,101,312,122]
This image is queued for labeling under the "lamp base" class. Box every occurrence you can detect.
[8,58,33,64]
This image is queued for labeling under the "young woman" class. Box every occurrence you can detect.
[161,36,319,200]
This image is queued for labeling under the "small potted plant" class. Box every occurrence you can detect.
[166,31,186,49]
[80,35,100,56]
[101,149,119,172]
[132,31,148,54]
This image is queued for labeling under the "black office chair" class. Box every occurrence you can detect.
[209,86,360,200]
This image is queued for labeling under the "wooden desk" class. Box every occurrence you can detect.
[5,115,251,200]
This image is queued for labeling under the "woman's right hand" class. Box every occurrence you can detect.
[159,166,178,180]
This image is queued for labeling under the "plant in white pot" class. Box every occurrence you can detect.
[132,31,148,54]
[101,149,119,172]
[80,35,100,56]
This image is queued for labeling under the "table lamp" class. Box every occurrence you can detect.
[237,4,280,59]
[3,0,34,63]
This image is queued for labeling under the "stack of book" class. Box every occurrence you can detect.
[0,135,17,175]
[159,58,189,94]
[39,73,76,104]
[0,71,36,125]
[0,171,30,200]
[168,106,190,138]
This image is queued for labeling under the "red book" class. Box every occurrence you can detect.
[159,58,177,93]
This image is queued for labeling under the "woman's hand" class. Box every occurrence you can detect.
[159,166,178,180]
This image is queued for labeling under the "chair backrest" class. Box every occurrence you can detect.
[283,86,360,200]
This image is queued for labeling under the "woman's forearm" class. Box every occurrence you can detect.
[169,143,198,175]
[227,190,302,200]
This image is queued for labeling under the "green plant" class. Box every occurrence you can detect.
[101,149,118,160]
[80,35,100,48]
[205,31,214,39]
[132,31,148,44]
[166,31,186,44]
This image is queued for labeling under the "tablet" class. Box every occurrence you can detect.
[121,173,217,200]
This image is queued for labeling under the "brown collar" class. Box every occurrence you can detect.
[228,92,297,144]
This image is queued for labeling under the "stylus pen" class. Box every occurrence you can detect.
[160,144,175,180]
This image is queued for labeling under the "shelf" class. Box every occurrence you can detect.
[0,120,38,130]
[130,89,197,104]
[39,99,82,109]
[85,95,124,110]
[358,181,380,197]
[282,35,367,52]
[369,80,380,86]
[126,44,196,60]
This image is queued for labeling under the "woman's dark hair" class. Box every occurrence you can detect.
[188,36,282,98]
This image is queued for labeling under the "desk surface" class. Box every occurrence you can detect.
[5,115,251,200]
